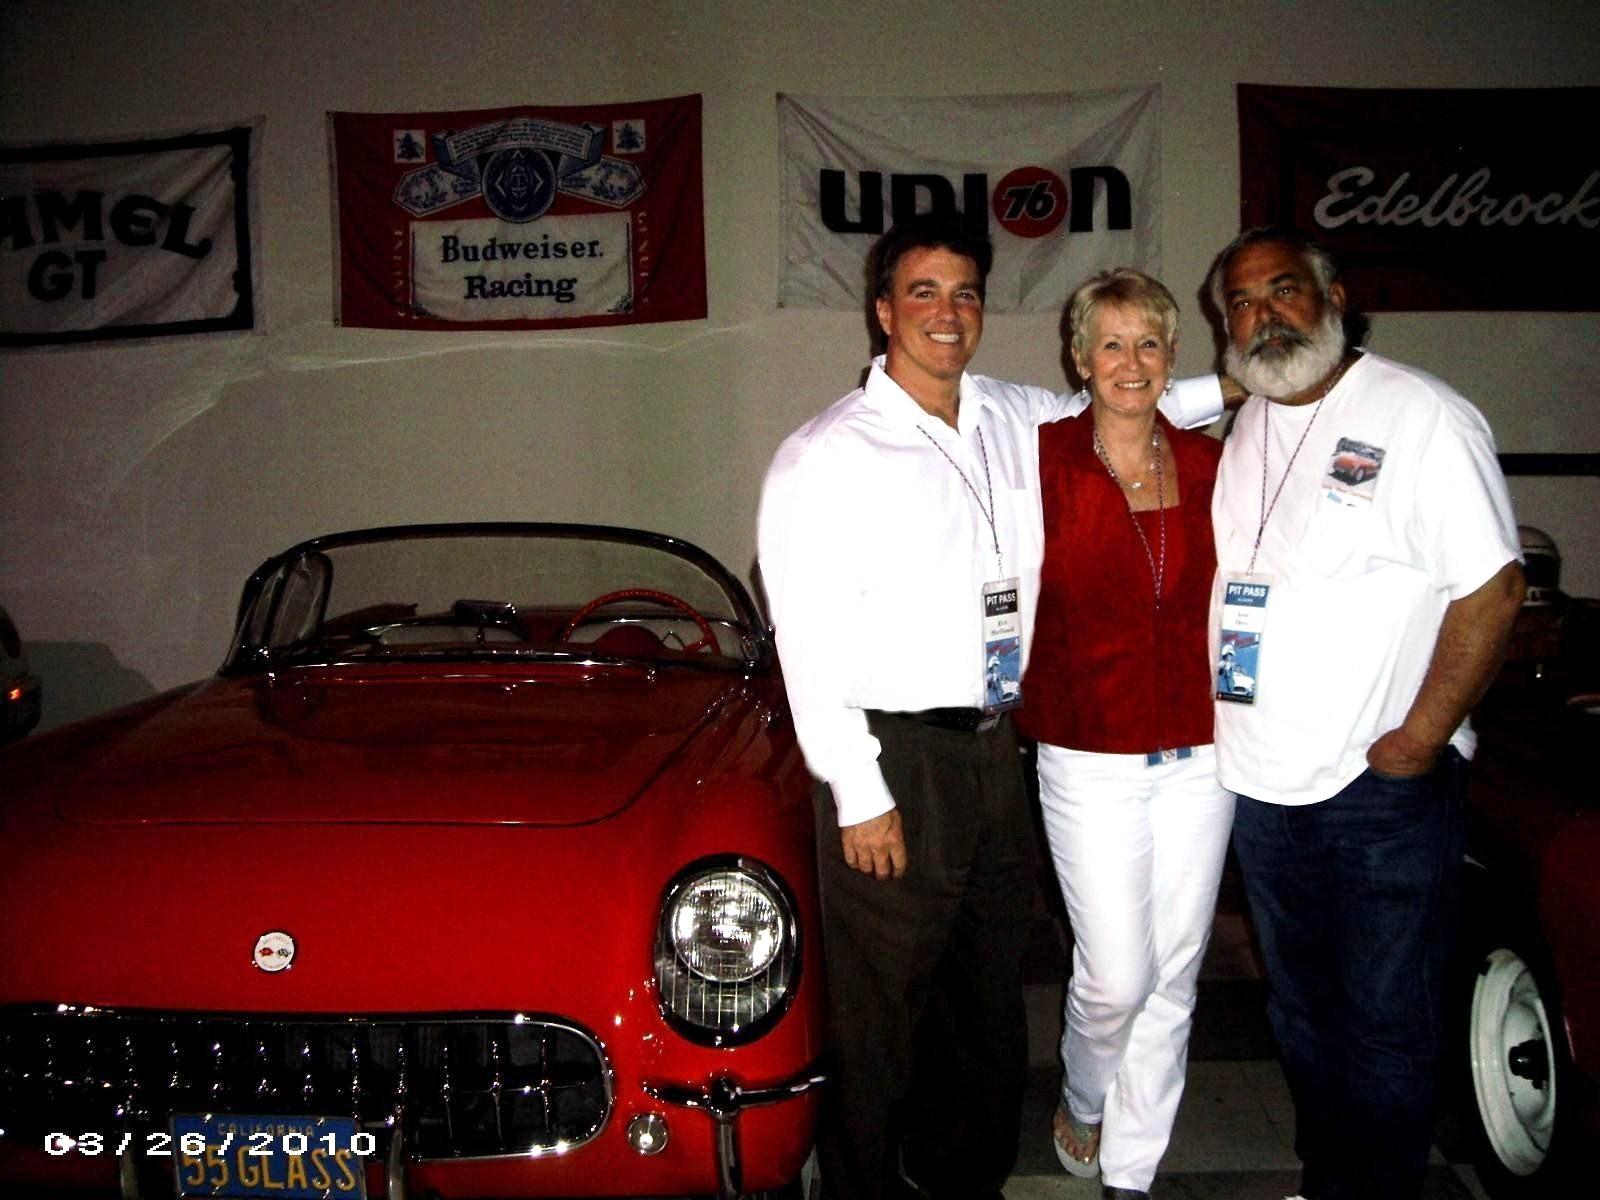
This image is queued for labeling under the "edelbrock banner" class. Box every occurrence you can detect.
[1,123,258,349]
[1238,84,1600,311]
[778,88,1160,312]
[329,96,705,331]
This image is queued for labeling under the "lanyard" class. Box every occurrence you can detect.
[1249,398,1323,576]
[1247,358,1352,575]
[919,426,1003,576]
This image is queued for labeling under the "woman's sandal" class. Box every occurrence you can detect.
[1051,1102,1101,1178]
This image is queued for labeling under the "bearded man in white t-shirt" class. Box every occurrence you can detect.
[1205,228,1525,1200]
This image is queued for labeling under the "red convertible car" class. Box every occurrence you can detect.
[0,524,824,1199]
[1328,448,1380,486]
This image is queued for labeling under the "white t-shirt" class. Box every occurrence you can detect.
[1210,352,1519,806]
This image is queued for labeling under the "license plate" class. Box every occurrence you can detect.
[171,1114,369,1198]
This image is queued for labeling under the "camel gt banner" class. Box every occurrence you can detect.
[1238,84,1600,311]
[778,88,1160,312]
[329,96,705,330]
[1,123,258,349]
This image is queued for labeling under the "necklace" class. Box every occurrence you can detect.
[1103,424,1160,489]
[1093,424,1166,608]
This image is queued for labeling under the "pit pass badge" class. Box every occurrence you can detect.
[1217,578,1269,704]
[982,578,1023,713]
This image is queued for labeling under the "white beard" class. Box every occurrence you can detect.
[1226,308,1346,399]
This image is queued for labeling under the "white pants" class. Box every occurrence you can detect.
[1037,742,1234,1192]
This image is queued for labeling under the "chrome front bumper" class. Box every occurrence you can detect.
[643,1064,826,1199]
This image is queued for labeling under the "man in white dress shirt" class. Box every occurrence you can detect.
[759,215,1221,1200]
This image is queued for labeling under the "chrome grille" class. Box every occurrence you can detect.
[0,1006,610,1159]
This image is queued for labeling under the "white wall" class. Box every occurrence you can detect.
[2,0,1596,729]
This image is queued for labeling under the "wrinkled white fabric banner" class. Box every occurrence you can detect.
[778,88,1160,312]
[1,122,259,348]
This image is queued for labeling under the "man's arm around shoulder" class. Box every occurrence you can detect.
[975,373,1226,429]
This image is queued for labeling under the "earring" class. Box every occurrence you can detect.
[1163,378,1173,395]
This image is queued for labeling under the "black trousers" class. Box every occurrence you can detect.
[813,711,1036,1200]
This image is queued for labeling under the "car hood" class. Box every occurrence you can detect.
[0,662,815,1018]
[52,664,749,828]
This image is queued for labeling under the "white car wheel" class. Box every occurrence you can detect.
[1468,946,1557,1176]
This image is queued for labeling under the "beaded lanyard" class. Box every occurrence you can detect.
[918,427,1003,576]
[1247,358,1351,575]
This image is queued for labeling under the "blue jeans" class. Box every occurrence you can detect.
[1231,750,1466,1200]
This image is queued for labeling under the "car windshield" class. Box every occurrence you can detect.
[229,525,765,672]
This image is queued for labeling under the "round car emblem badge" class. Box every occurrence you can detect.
[252,930,296,973]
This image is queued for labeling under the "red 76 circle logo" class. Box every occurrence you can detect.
[992,167,1068,239]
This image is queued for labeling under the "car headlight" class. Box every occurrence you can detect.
[654,856,800,1046]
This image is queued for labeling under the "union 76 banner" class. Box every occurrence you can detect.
[778,88,1160,313]
[1,123,258,348]
[1238,84,1600,311]
[329,95,705,330]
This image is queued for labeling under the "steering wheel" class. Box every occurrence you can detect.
[558,588,717,654]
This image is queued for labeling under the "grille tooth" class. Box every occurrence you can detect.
[254,1031,275,1103]
[392,1033,408,1130]
[439,1035,454,1147]
[488,1030,504,1149]
[117,1033,141,1122]
[40,1030,57,1100]
[0,1009,609,1160]
[538,1027,556,1134]
[348,1031,362,1121]
[299,1032,315,1108]
[0,1030,10,1117]
[208,1035,226,1107]
[82,1029,99,1093]
[167,1035,188,1093]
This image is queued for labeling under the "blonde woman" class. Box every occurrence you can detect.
[1018,270,1234,1200]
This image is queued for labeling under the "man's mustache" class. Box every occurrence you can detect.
[1246,321,1311,357]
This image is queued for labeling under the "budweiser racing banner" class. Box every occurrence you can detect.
[329,96,705,331]
[778,88,1160,312]
[1238,84,1600,311]
[1,123,258,349]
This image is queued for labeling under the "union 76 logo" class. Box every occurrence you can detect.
[991,167,1069,239]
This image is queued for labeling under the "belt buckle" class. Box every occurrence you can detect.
[1145,746,1194,767]
[974,712,1000,733]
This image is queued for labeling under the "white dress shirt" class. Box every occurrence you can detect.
[759,359,1222,827]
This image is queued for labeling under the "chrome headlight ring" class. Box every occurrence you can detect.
[653,855,800,1047]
